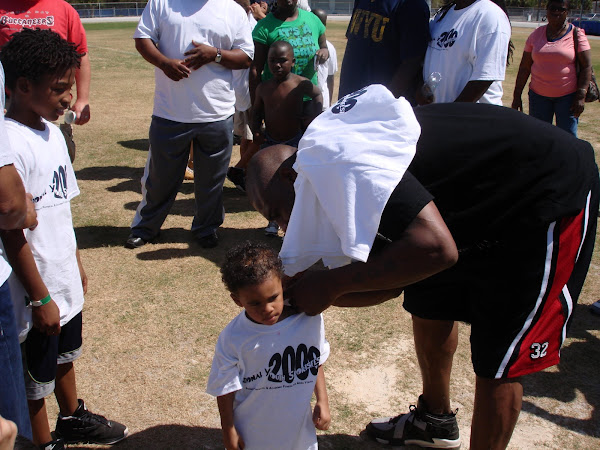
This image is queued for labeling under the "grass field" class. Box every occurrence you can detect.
[42,20,600,449]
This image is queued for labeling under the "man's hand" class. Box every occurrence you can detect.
[284,270,339,315]
[159,58,191,81]
[313,401,331,431]
[511,97,523,112]
[72,100,90,125]
[32,299,61,336]
[183,41,217,70]
[315,48,329,65]
[222,426,245,450]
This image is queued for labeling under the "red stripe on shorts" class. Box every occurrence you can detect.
[506,209,584,378]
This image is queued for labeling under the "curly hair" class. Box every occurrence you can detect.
[0,28,82,90]
[221,241,284,294]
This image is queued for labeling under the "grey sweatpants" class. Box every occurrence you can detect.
[131,115,233,240]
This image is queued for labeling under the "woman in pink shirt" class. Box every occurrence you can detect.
[511,0,592,136]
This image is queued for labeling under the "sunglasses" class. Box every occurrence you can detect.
[548,6,568,12]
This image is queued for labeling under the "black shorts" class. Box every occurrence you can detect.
[21,312,83,400]
[404,188,598,379]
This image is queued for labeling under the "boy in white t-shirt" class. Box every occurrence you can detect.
[207,241,330,450]
[0,29,128,450]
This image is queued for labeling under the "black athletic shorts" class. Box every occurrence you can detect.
[21,312,83,400]
[404,187,598,379]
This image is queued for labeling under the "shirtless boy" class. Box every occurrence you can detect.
[251,40,322,149]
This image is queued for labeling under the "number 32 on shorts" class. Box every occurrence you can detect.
[530,342,548,359]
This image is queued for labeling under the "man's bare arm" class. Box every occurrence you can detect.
[134,37,190,81]
[287,201,458,315]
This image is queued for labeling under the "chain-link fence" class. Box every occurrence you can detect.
[70,1,593,21]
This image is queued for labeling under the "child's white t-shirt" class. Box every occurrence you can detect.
[207,311,329,450]
[423,0,510,105]
[2,118,83,342]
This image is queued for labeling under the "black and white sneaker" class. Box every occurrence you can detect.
[55,399,128,445]
[39,438,64,450]
[366,396,460,448]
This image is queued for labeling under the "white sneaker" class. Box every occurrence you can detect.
[265,221,279,236]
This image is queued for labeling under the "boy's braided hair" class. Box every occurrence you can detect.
[0,28,82,89]
[221,241,285,294]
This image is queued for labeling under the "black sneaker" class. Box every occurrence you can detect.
[366,396,460,448]
[55,399,128,445]
[226,167,246,193]
[39,438,65,450]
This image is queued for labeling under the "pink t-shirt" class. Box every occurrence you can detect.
[525,25,590,97]
[0,0,87,53]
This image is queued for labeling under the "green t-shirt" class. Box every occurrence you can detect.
[252,9,325,85]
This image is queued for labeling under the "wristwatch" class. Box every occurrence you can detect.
[215,48,222,63]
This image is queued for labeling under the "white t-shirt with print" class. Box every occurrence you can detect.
[0,64,15,285]
[207,311,329,450]
[423,0,510,105]
[2,119,82,342]
[316,40,338,110]
[134,0,255,123]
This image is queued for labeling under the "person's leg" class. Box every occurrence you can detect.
[470,377,522,450]
[413,317,457,414]
[0,282,32,440]
[27,399,51,446]
[190,116,234,240]
[554,92,578,137]
[528,90,555,125]
[130,116,193,242]
[54,362,78,416]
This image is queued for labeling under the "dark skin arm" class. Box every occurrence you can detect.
[217,392,244,450]
[286,201,458,315]
[454,80,493,103]
[388,55,424,99]
[302,81,323,126]
[327,74,334,105]
[250,41,269,105]
[0,230,60,335]
[250,84,266,143]
[511,50,533,112]
[315,32,329,65]
[0,164,37,230]
[571,49,592,118]
[135,38,190,81]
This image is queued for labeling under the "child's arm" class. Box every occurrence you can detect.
[327,75,334,106]
[76,247,87,295]
[312,365,330,431]
[0,230,60,335]
[302,82,323,128]
[217,392,245,450]
[250,86,265,144]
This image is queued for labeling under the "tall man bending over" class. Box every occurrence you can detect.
[246,86,599,449]
[127,0,254,249]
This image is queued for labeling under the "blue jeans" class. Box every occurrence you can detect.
[528,90,578,137]
[0,281,32,439]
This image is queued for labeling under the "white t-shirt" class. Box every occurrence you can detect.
[316,40,338,110]
[2,119,82,342]
[134,0,254,123]
[207,311,330,450]
[232,10,258,112]
[0,64,14,285]
[423,0,510,105]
